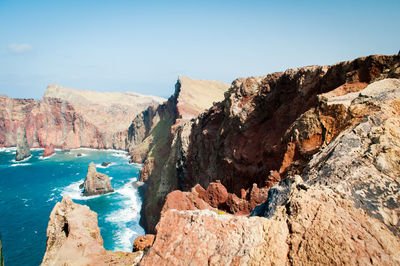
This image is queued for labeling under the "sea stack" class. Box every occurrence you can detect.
[15,128,31,161]
[81,162,114,196]
[43,143,55,157]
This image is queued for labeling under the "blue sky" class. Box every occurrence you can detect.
[0,0,399,99]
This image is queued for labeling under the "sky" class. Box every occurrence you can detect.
[0,0,399,99]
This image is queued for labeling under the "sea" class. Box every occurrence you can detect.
[0,147,145,265]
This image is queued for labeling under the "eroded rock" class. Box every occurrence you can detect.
[43,143,55,157]
[82,162,114,196]
[42,197,142,265]
[15,128,31,161]
[132,234,155,252]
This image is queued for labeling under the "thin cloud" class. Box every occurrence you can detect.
[8,43,33,54]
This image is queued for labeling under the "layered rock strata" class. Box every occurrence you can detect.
[15,128,31,161]
[139,54,400,233]
[81,163,114,196]
[0,85,165,150]
[42,197,143,265]
[140,78,400,265]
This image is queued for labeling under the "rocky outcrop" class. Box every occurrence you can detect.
[140,78,400,265]
[81,163,114,196]
[139,54,400,233]
[126,76,229,232]
[42,197,143,265]
[132,234,155,252]
[43,143,55,157]
[15,128,31,161]
[0,85,165,150]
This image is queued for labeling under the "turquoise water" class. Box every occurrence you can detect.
[0,148,145,265]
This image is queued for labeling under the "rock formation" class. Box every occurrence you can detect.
[43,143,55,157]
[140,77,400,265]
[0,85,165,150]
[81,163,114,196]
[126,76,230,232]
[15,128,31,161]
[138,53,400,233]
[42,197,143,265]
[132,234,155,252]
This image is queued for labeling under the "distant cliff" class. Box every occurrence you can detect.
[0,85,165,150]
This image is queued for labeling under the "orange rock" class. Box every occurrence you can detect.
[132,234,155,251]
[43,143,54,157]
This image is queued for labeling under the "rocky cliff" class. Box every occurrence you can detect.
[42,197,143,265]
[127,76,230,232]
[140,77,400,265]
[0,85,165,150]
[139,54,400,233]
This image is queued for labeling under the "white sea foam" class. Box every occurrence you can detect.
[95,162,116,169]
[38,153,56,160]
[10,163,31,167]
[61,179,116,200]
[11,155,32,163]
[111,152,129,158]
[105,178,142,251]
[0,147,16,152]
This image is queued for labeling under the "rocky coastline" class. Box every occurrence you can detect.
[6,54,400,264]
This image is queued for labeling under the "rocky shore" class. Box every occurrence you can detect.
[40,53,400,264]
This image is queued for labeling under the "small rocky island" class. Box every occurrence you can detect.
[15,129,31,161]
[80,162,114,196]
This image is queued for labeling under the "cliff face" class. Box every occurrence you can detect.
[0,85,165,150]
[141,78,400,265]
[128,76,230,232]
[42,197,143,265]
[139,54,400,233]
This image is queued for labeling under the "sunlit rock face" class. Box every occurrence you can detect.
[141,77,400,265]
[137,54,400,233]
[42,197,143,265]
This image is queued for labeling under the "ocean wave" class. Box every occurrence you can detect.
[38,153,56,160]
[111,152,129,158]
[10,155,32,163]
[10,163,32,167]
[61,179,116,200]
[0,147,16,152]
[95,162,116,169]
[114,227,138,251]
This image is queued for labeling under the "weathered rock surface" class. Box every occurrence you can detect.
[43,143,55,157]
[0,85,165,150]
[139,54,400,233]
[126,76,229,232]
[132,234,155,252]
[15,128,31,161]
[82,162,114,196]
[42,197,143,265]
[141,78,400,265]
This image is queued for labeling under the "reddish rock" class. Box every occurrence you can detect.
[132,234,155,251]
[161,189,214,215]
[43,143,55,157]
[200,181,229,208]
[226,193,251,214]
[249,184,269,210]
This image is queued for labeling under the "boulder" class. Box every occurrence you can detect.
[101,161,111,167]
[15,128,31,161]
[132,234,155,252]
[43,143,55,157]
[82,162,114,196]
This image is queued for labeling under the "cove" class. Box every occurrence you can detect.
[0,148,144,265]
